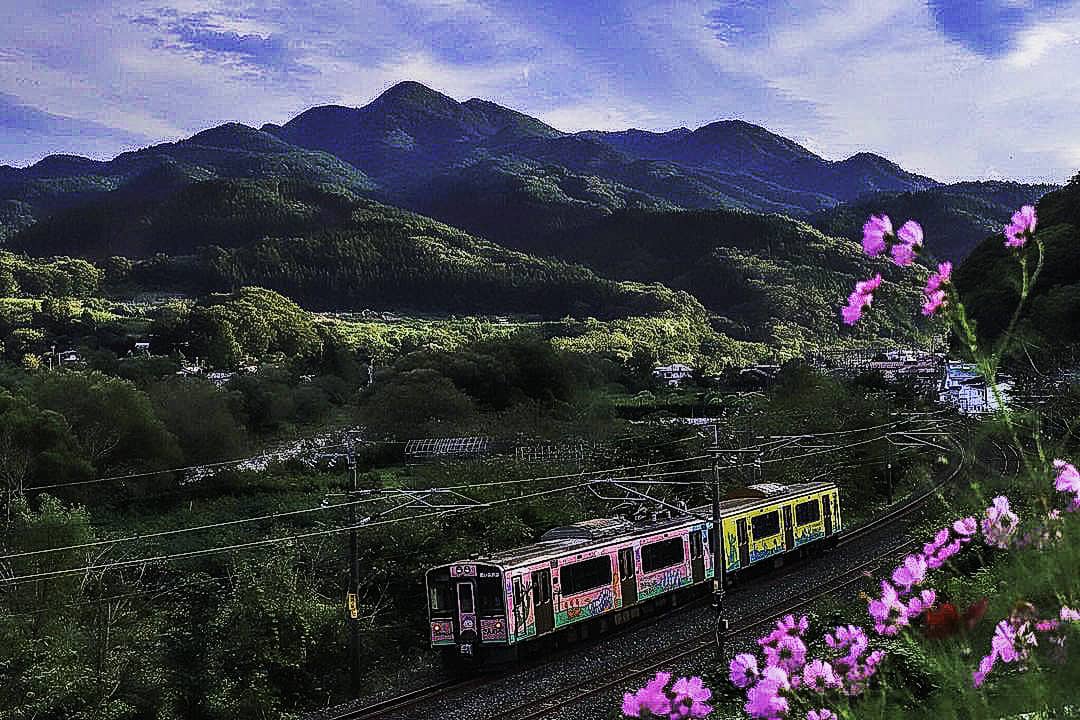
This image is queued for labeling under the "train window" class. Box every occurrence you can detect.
[690,531,703,559]
[795,500,821,526]
[618,548,635,577]
[561,556,613,595]
[477,577,503,613]
[641,538,685,574]
[751,511,781,539]
[457,583,475,614]
[429,580,453,611]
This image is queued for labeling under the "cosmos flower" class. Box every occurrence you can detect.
[730,653,760,689]
[1004,205,1037,248]
[981,496,1020,549]
[891,553,928,593]
[862,214,892,256]
[841,273,883,325]
[802,659,840,692]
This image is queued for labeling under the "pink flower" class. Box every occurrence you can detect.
[890,242,917,267]
[1061,606,1080,622]
[923,527,950,557]
[1004,205,1037,248]
[807,711,836,720]
[921,289,946,317]
[889,220,923,266]
[672,676,713,718]
[953,517,977,537]
[925,261,952,293]
[862,214,892,256]
[826,625,868,657]
[891,553,928,592]
[730,653,759,689]
[868,581,910,635]
[764,634,807,674]
[624,672,673,717]
[855,275,883,295]
[1053,459,1080,509]
[1036,619,1060,633]
[802,659,840,692]
[972,652,995,688]
[745,673,789,719]
[841,273,883,326]
[897,219,924,247]
[906,589,937,616]
[981,496,1020,549]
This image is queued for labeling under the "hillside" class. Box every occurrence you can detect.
[956,175,1080,361]
[8,177,682,320]
[812,181,1057,261]
[539,209,931,355]
[0,123,376,239]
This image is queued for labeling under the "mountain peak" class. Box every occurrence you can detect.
[184,123,293,153]
[370,81,461,114]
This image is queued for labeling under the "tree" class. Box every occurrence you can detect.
[358,369,477,439]
[0,391,91,521]
[29,371,182,473]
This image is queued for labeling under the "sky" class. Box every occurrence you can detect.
[2,0,1079,182]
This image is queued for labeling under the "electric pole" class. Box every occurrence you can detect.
[345,434,362,696]
[710,452,728,661]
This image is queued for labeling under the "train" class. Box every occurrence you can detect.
[425,481,842,665]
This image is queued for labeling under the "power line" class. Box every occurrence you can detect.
[23,442,352,491]
[0,492,390,562]
[0,479,600,586]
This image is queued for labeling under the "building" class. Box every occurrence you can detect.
[652,363,695,387]
[938,361,1013,415]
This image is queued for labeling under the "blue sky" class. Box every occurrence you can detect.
[2,0,1078,182]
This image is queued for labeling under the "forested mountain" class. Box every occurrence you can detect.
[538,208,930,354]
[956,175,1080,363]
[8,177,683,319]
[1,80,1051,265]
[812,181,1057,261]
[0,123,376,239]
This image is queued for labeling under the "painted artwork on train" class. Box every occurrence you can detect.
[637,564,691,601]
[510,575,536,642]
[555,585,616,626]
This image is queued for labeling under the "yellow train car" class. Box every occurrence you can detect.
[717,482,840,572]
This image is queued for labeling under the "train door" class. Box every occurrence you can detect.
[690,530,705,583]
[736,518,751,568]
[618,547,638,606]
[823,495,834,536]
[531,568,554,635]
[456,581,478,650]
[782,505,795,550]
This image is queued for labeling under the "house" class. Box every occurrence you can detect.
[57,349,83,367]
[938,361,1013,415]
[206,371,236,387]
[653,363,695,387]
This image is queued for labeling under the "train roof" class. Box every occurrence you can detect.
[449,481,836,571]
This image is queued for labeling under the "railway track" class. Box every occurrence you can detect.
[320,424,974,720]
[496,436,969,720]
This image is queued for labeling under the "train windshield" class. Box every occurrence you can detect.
[477,577,503,613]
[429,579,453,611]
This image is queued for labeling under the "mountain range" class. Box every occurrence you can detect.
[0,80,1060,360]
[2,80,1053,259]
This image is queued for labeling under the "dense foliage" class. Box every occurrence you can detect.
[956,175,1080,365]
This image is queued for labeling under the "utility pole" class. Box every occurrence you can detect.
[710,452,728,661]
[345,434,362,697]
